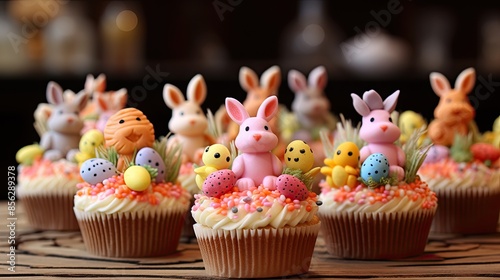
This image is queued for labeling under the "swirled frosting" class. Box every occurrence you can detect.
[319,178,437,215]
[418,159,500,191]
[74,174,191,214]
[178,162,199,195]
[17,158,82,196]
[191,185,319,230]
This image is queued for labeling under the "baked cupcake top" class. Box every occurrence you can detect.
[74,107,191,214]
[192,96,321,230]
[319,90,437,213]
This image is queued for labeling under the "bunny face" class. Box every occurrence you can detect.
[46,82,87,135]
[226,96,279,154]
[163,74,208,137]
[289,66,330,119]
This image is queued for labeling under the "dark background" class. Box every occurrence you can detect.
[2,0,500,200]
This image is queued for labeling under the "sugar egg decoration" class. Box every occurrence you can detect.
[135,147,166,183]
[80,158,117,185]
[360,153,390,183]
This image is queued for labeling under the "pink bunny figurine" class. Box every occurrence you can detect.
[163,74,216,164]
[351,90,405,180]
[226,95,283,191]
[288,65,337,142]
[40,81,90,162]
[427,67,476,146]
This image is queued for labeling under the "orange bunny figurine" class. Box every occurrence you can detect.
[427,67,476,146]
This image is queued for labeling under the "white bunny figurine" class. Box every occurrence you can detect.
[163,74,215,164]
[288,65,337,142]
[351,90,405,180]
[40,81,89,162]
[225,95,283,191]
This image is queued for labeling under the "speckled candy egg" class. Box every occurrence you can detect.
[360,153,390,183]
[80,158,117,185]
[424,145,450,163]
[135,147,166,183]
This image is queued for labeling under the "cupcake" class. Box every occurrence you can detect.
[162,74,218,238]
[192,96,321,278]
[74,107,191,258]
[16,81,90,231]
[419,67,500,234]
[318,89,437,260]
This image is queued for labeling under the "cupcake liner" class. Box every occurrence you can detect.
[20,193,79,231]
[431,188,500,234]
[319,210,436,260]
[194,218,320,278]
[74,209,186,258]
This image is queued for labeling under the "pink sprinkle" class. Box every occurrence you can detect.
[294,204,300,209]
[349,197,355,202]
[358,199,365,205]
[263,201,272,207]
[244,204,250,212]
[232,215,238,219]
[228,200,234,208]
[211,203,221,208]
[293,199,300,204]
[355,185,363,192]
[381,198,387,203]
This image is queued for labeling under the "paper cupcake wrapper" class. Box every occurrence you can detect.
[319,210,436,260]
[431,188,500,234]
[194,219,321,278]
[74,209,186,258]
[20,193,79,231]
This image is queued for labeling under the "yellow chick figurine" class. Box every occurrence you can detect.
[483,116,500,148]
[75,129,104,165]
[16,144,44,165]
[284,140,320,177]
[195,144,232,189]
[398,110,426,145]
[321,142,360,188]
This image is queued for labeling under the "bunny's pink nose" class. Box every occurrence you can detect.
[253,134,262,141]
[67,118,74,124]
[190,120,195,125]
[380,125,388,132]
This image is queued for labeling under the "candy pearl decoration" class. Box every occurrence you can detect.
[124,166,151,191]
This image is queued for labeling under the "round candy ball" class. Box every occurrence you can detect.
[124,165,151,192]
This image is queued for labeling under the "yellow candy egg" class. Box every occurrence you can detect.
[16,144,44,165]
[284,140,315,173]
[123,166,151,192]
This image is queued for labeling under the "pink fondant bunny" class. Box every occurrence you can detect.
[226,96,283,191]
[427,67,476,146]
[163,74,215,164]
[288,65,337,142]
[351,90,405,180]
[40,81,89,161]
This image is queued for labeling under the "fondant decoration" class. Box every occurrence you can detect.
[135,147,166,183]
[40,81,89,162]
[482,116,500,148]
[202,169,237,198]
[284,140,315,173]
[287,66,336,142]
[75,129,104,166]
[427,67,476,146]
[226,66,282,143]
[194,144,232,189]
[103,108,155,172]
[321,142,360,189]
[399,110,426,145]
[80,158,117,185]
[91,73,128,132]
[16,144,44,166]
[470,143,500,165]
[225,96,282,190]
[276,174,309,200]
[423,145,450,163]
[360,153,390,184]
[351,90,405,180]
[123,165,151,192]
[163,74,215,164]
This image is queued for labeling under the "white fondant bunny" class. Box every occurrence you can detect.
[226,96,283,191]
[40,81,89,161]
[288,65,337,142]
[351,90,405,180]
[163,74,215,164]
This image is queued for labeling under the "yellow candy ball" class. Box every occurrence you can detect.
[124,166,151,192]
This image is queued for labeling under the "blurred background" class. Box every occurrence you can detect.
[2,0,500,190]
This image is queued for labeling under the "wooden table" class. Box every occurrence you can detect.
[1,201,499,279]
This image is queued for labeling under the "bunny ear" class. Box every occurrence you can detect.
[383,90,400,113]
[308,66,328,89]
[257,96,279,122]
[114,88,128,109]
[84,74,95,93]
[429,72,451,97]
[73,89,90,112]
[363,90,384,110]
[163,84,185,109]
[288,69,307,93]
[94,91,108,111]
[47,81,64,105]
[94,73,107,92]
[187,74,207,105]
[225,97,249,125]
[454,67,476,95]
[239,66,259,92]
[351,93,371,117]
[261,65,281,94]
